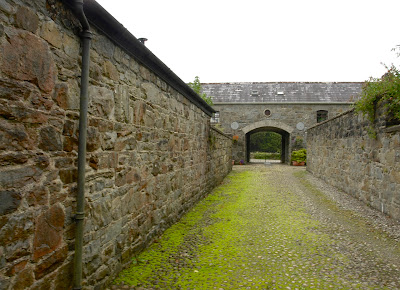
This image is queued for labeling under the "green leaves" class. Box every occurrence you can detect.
[188,76,214,106]
[291,149,307,162]
[249,132,282,153]
[355,65,400,124]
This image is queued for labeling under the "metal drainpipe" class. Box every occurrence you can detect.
[71,0,92,289]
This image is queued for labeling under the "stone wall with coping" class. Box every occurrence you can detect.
[307,108,400,221]
[0,0,232,289]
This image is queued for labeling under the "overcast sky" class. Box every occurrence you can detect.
[95,0,399,83]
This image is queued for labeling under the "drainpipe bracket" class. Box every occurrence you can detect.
[73,211,85,221]
[80,30,92,39]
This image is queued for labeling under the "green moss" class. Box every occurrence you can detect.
[114,169,373,288]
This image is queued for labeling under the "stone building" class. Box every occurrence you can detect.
[202,82,363,164]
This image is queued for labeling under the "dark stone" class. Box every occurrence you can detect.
[53,83,68,110]
[0,103,48,123]
[89,155,99,170]
[59,169,77,184]
[12,267,34,290]
[87,126,101,152]
[92,34,114,59]
[1,212,33,259]
[0,152,30,166]
[0,278,11,290]
[0,121,34,151]
[54,157,73,168]
[53,260,73,289]
[151,162,160,176]
[0,191,21,215]
[63,136,77,152]
[26,186,49,207]
[39,126,62,151]
[6,260,28,276]
[0,24,3,37]
[34,154,50,169]
[16,6,39,33]
[0,166,42,189]
[34,245,67,279]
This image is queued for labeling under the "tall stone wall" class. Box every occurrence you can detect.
[307,109,400,221]
[0,0,231,289]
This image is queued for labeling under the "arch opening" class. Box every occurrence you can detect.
[245,126,291,164]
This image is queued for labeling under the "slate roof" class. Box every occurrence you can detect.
[201,82,363,103]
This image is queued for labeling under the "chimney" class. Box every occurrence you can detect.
[138,38,148,45]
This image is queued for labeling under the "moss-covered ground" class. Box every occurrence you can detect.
[113,165,400,289]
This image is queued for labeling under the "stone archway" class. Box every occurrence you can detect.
[242,120,295,135]
[242,120,294,164]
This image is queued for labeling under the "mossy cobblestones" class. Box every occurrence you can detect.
[112,165,400,289]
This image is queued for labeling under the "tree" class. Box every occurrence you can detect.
[188,76,213,106]
[249,132,281,153]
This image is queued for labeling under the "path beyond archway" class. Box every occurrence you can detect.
[113,165,400,289]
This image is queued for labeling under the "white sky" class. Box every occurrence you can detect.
[95,0,400,83]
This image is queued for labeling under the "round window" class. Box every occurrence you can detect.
[264,109,271,117]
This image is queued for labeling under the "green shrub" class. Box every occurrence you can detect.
[354,65,400,125]
[291,149,307,163]
[252,152,281,160]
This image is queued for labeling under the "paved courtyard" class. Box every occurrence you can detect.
[112,165,400,289]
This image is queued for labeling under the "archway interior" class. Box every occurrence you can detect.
[245,127,290,164]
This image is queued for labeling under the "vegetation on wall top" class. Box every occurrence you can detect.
[188,76,213,106]
[354,64,400,125]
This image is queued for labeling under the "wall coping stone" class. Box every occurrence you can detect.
[307,108,355,131]
[383,124,400,133]
[214,102,355,105]
[211,126,231,138]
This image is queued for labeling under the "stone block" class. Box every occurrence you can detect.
[33,204,65,261]
[40,20,63,49]
[53,83,69,109]
[62,33,79,59]
[0,0,13,14]
[114,85,131,123]
[93,34,114,59]
[6,259,28,276]
[39,126,62,151]
[1,212,33,260]
[0,165,42,189]
[141,82,160,104]
[89,86,114,119]
[52,259,73,289]
[26,186,48,207]
[59,168,77,184]
[11,266,34,290]
[34,244,68,279]
[1,29,55,93]
[103,60,119,81]
[87,126,101,152]
[0,190,21,215]
[0,120,35,151]
[0,102,48,124]
[16,6,39,33]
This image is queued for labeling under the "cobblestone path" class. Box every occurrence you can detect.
[112,165,400,289]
